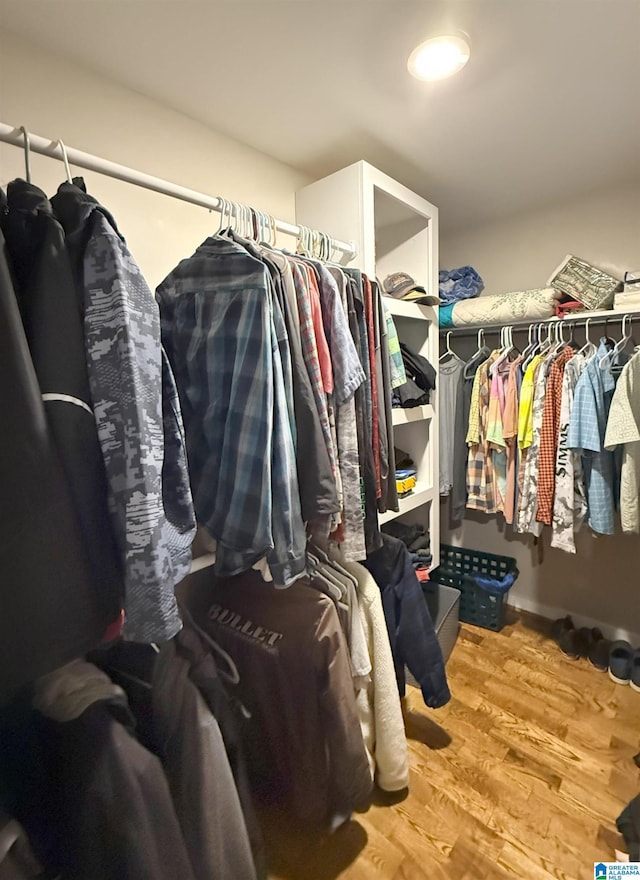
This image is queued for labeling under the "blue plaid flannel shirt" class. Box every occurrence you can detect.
[156,236,306,585]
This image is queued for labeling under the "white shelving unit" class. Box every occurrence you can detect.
[297,161,440,568]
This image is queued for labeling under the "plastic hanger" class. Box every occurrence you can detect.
[599,314,632,369]
[439,331,463,364]
[56,139,73,183]
[577,317,597,359]
[464,328,490,378]
[490,325,515,375]
[19,126,31,183]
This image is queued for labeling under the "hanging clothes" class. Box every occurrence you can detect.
[451,345,490,520]
[345,268,381,554]
[376,285,399,514]
[253,246,339,524]
[501,356,523,525]
[604,349,640,533]
[439,355,464,496]
[1,181,123,628]
[157,235,306,586]
[0,193,118,701]
[150,641,258,880]
[466,351,500,514]
[0,662,196,880]
[517,351,554,535]
[567,339,623,536]
[363,533,450,710]
[550,352,589,552]
[51,179,196,642]
[332,555,410,793]
[536,346,575,525]
[327,265,368,558]
[186,569,373,830]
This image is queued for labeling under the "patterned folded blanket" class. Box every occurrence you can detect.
[442,288,559,327]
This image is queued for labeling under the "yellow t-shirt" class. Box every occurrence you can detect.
[517,355,542,449]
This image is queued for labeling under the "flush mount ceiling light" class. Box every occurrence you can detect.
[407,34,470,81]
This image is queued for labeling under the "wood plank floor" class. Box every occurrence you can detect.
[262,610,640,880]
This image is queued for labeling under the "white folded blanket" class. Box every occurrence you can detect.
[451,288,558,326]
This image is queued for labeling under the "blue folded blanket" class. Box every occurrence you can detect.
[439,266,484,304]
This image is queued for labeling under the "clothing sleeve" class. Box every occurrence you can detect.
[359,567,409,792]
[154,646,258,880]
[317,268,365,405]
[536,361,561,525]
[383,304,407,389]
[486,371,505,448]
[567,371,600,452]
[84,215,194,642]
[604,365,640,449]
[466,368,483,444]
[306,268,334,395]
[396,559,450,710]
[316,604,373,827]
[502,368,519,440]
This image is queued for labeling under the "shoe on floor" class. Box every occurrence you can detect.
[609,641,634,685]
[551,615,574,644]
[559,628,589,660]
[589,635,613,672]
[631,649,640,693]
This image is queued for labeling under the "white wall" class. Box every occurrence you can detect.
[440,182,640,642]
[0,31,310,289]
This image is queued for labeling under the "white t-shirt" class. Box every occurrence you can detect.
[604,350,640,533]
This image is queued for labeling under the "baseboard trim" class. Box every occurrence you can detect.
[508,596,640,646]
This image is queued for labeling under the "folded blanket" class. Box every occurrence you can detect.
[448,288,558,327]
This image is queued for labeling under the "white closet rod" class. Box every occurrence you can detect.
[0,122,357,261]
[438,309,638,337]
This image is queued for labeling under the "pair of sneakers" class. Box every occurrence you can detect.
[553,616,640,690]
[609,641,640,691]
[552,615,611,669]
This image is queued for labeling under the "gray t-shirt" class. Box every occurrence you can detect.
[439,357,464,495]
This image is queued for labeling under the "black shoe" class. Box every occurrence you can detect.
[551,615,574,644]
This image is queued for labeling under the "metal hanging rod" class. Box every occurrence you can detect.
[0,122,358,261]
[438,308,638,337]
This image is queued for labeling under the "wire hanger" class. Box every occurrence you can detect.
[56,139,73,183]
[19,126,31,183]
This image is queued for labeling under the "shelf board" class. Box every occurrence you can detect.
[392,405,434,425]
[379,483,435,525]
[383,296,437,322]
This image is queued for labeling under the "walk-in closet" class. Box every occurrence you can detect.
[0,2,639,878]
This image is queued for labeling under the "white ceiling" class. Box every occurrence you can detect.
[2,0,639,231]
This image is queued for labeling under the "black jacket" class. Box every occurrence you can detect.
[0,181,122,644]
[0,192,116,701]
[364,534,450,709]
[0,683,195,880]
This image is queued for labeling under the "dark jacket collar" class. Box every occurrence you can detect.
[6,178,53,216]
[51,177,123,242]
